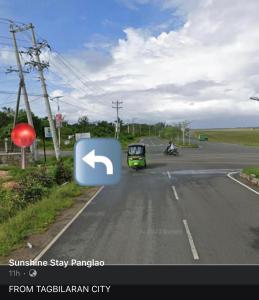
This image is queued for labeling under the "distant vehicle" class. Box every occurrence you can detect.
[198,134,208,141]
[164,141,179,156]
[164,146,179,156]
[127,144,146,170]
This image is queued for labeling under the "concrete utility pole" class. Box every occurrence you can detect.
[12,80,22,130]
[131,118,136,136]
[50,96,63,148]
[29,23,60,160]
[10,24,37,160]
[182,126,185,145]
[112,101,123,139]
[181,121,190,145]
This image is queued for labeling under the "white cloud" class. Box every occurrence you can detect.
[0,46,16,66]
[48,0,259,127]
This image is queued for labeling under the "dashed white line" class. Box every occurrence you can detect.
[172,186,179,201]
[183,219,199,260]
[167,171,171,179]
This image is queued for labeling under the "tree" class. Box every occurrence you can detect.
[78,116,89,126]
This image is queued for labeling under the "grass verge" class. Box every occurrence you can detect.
[242,167,259,178]
[195,128,259,147]
[0,182,82,257]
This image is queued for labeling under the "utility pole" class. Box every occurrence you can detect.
[29,23,60,160]
[12,80,22,130]
[181,121,190,146]
[50,96,63,148]
[131,118,136,136]
[10,24,37,160]
[112,101,123,139]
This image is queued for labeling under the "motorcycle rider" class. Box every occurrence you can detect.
[166,141,177,154]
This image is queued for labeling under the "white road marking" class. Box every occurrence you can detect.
[171,169,241,175]
[33,186,105,262]
[172,186,179,201]
[227,172,259,195]
[183,219,199,260]
[167,171,171,179]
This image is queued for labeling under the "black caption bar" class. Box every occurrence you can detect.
[1,266,259,286]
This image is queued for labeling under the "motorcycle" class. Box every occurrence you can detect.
[164,146,179,156]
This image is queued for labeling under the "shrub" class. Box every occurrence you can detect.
[32,167,54,188]
[0,188,19,223]
[14,167,54,206]
[54,160,72,185]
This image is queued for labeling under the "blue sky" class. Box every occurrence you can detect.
[1,0,183,52]
[1,0,259,128]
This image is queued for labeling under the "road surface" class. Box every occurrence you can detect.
[42,137,259,264]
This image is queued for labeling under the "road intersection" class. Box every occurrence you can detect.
[40,137,259,264]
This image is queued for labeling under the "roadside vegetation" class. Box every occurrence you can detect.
[0,157,81,257]
[0,107,196,256]
[0,107,197,151]
[195,128,259,147]
[0,182,81,257]
[0,107,164,151]
[160,124,198,148]
[242,167,259,178]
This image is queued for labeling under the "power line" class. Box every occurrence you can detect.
[0,35,30,43]
[31,30,108,96]
[17,30,109,103]
[48,56,98,97]
[0,90,42,96]
[58,98,88,111]
[54,54,103,95]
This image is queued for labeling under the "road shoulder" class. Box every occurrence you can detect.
[0,186,100,264]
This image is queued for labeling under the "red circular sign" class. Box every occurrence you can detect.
[11,123,36,148]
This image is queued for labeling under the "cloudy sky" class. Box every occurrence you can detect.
[1,0,259,128]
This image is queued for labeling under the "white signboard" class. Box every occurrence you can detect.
[75,132,91,141]
[44,127,52,138]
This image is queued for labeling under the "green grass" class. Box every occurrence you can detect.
[0,156,73,178]
[195,128,259,147]
[0,182,82,257]
[242,167,259,178]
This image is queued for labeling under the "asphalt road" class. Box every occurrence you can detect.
[42,137,259,264]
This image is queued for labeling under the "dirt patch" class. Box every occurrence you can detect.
[2,181,18,189]
[236,173,259,193]
[0,170,9,177]
[0,186,100,264]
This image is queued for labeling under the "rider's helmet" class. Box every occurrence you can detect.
[169,141,172,145]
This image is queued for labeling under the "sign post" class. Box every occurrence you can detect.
[43,127,53,163]
[11,123,36,169]
[55,112,63,148]
[21,147,26,169]
[4,138,8,153]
